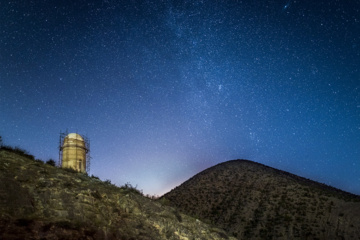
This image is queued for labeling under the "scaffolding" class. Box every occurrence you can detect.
[59,131,91,174]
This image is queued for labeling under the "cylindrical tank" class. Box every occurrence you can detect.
[61,133,87,173]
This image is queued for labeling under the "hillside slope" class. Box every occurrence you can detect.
[0,149,234,240]
[162,160,360,239]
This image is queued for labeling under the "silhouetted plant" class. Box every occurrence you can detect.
[145,194,159,200]
[0,145,35,160]
[35,159,44,165]
[46,159,56,166]
[121,182,143,195]
[91,174,100,180]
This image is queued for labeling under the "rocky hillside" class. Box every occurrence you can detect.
[0,149,234,240]
[162,160,360,240]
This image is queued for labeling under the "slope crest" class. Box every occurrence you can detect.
[163,159,360,239]
[0,149,234,240]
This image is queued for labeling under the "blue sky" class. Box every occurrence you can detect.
[1,0,359,195]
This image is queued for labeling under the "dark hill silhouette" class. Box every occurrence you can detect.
[162,159,360,239]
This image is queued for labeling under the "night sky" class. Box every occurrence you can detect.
[1,0,359,196]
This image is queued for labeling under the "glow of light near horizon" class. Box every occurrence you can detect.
[0,0,359,196]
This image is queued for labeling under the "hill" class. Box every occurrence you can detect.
[0,148,234,240]
[162,160,360,239]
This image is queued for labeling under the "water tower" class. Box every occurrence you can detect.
[59,132,90,173]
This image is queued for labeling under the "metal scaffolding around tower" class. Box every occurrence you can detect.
[83,135,91,173]
[58,131,67,168]
[59,131,91,174]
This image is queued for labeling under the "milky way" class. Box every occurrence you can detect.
[1,0,359,195]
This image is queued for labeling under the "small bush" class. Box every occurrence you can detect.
[0,145,35,160]
[91,174,100,180]
[91,190,102,200]
[63,182,73,188]
[46,159,56,166]
[121,182,143,195]
[146,194,159,200]
[63,167,78,173]
[35,159,44,164]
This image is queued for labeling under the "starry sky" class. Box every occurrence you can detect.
[1,0,359,196]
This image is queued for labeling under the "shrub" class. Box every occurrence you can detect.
[91,174,100,180]
[63,182,73,188]
[35,159,44,165]
[121,182,143,195]
[146,194,159,200]
[46,159,56,166]
[63,167,78,173]
[0,145,35,160]
[91,190,102,200]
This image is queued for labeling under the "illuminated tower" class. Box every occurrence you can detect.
[59,133,90,173]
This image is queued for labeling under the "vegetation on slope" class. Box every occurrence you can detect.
[0,147,234,240]
[162,160,360,240]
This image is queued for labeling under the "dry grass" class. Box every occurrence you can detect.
[0,149,234,240]
[162,159,360,240]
